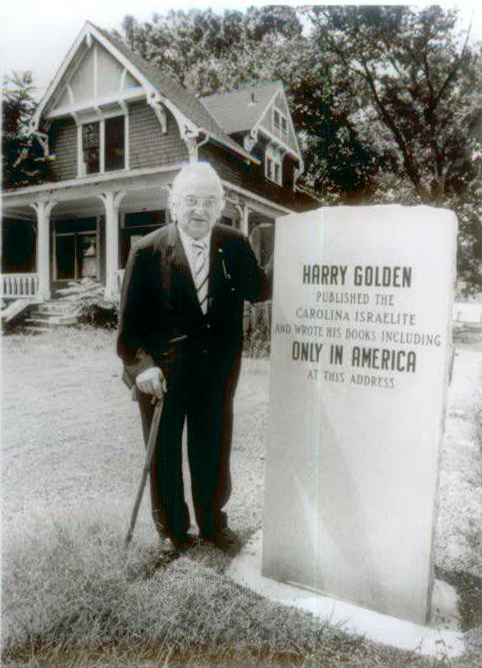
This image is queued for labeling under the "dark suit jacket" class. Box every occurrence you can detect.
[117,222,271,387]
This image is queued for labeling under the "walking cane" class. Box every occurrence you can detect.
[125,394,165,547]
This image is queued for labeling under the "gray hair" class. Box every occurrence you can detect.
[169,162,224,214]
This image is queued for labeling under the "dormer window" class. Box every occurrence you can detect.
[265,145,282,186]
[79,114,126,176]
[273,108,288,141]
[281,116,288,137]
[266,157,273,180]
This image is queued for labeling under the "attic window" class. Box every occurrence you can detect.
[273,108,288,140]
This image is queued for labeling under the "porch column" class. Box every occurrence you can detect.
[98,191,126,299]
[234,201,251,237]
[242,204,251,237]
[31,200,56,300]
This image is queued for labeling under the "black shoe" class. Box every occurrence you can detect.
[202,527,240,555]
[170,534,195,553]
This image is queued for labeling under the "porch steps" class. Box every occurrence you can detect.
[25,301,80,330]
[1,298,39,326]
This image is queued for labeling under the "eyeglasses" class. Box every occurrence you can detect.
[182,196,220,210]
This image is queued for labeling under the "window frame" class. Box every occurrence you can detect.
[104,115,126,172]
[77,112,128,177]
[81,121,101,175]
[273,106,289,141]
[265,145,283,186]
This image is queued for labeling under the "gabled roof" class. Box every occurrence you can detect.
[95,26,257,162]
[201,81,283,134]
[31,21,257,164]
[202,80,303,165]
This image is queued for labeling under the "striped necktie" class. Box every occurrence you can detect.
[192,240,209,314]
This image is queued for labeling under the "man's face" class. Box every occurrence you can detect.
[174,173,224,239]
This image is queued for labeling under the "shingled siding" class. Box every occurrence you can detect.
[199,143,309,212]
[49,118,77,181]
[128,102,188,169]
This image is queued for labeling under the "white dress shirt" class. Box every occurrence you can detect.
[177,225,212,280]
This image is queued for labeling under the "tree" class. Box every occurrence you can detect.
[305,6,481,199]
[113,7,374,198]
[114,7,398,201]
[304,5,481,291]
[2,71,48,189]
[112,6,482,292]
[115,6,302,92]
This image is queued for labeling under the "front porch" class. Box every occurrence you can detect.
[2,165,280,304]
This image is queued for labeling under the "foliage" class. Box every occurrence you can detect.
[2,72,48,189]
[3,8,480,291]
[304,5,482,289]
[243,302,271,358]
[306,7,479,197]
[3,508,421,668]
[115,5,482,292]
[3,328,482,666]
[56,279,119,328]
[116,6,302,92]
[76,299,119,328]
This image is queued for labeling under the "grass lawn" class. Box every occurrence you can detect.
[2,326,481,667]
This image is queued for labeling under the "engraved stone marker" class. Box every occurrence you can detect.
[262,205,457,624]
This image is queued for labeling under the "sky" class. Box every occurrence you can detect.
[1,1,481,101]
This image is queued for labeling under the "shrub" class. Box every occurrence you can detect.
[56,278,119,328]
[76,299,119,328]
[243,302,271,358]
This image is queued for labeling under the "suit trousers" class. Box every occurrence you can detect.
[137,344,242,544]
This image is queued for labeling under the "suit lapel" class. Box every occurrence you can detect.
[165,223,227,316]
[209,225,223,284]
[209,225,233,314]
[166,224,188,272]
[165,224,200,313]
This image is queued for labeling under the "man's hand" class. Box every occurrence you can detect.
[136,367,167,398]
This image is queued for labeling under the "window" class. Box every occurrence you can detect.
[80,115,126,176]
[265,146,282,185]
[266,157,273,181]
[82,122,100,174]
[105,116,125,171]
[273,107,288,140]
[120,211,166,268]
[54,218,98,281]
[281,116,288,138]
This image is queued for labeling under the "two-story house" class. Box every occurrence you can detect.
[2,21,318,304]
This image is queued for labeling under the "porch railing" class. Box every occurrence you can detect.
[1,273,39,298]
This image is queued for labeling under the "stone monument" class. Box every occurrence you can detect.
[262,205,457,624]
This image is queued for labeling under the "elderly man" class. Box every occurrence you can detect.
[118,162,271,554]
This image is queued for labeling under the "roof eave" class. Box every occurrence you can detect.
[30,22,93,129]
[29,21,260,167]
[202,133,260,165]
[96,27,258,164]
